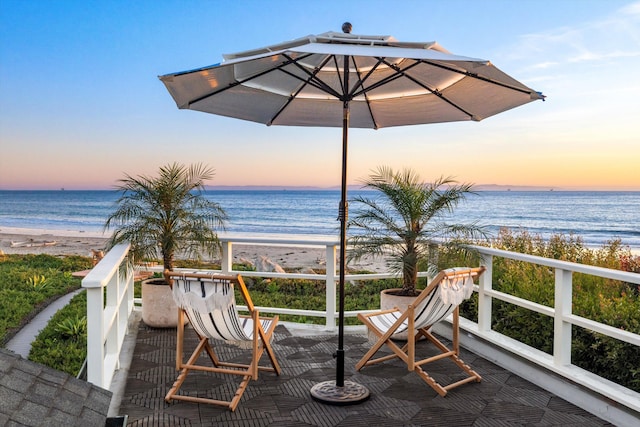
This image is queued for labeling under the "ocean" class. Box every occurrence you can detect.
[0,190,638,250]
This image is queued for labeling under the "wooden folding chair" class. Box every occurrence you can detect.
[163,271,281,411]
[356,267,485,397]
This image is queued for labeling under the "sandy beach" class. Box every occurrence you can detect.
[0,228,109,257]
[0,227,388,272]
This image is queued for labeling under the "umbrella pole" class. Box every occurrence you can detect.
[336,98,349,388]
[310,53,370,405]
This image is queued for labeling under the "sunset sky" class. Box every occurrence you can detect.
[1,0,639,190]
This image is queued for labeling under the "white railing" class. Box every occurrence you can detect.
[221,235,340,328]
[460,245,640,423]
[82,243,134,389]
[142,235,430,327]
[87,236,640,424]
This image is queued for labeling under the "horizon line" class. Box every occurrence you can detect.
[2,184,640,192]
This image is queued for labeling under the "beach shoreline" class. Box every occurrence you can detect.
[1,226,637,269]
[0,227,389,272]
[0,227,110,258]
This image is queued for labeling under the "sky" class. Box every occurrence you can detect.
[1,0,639,191]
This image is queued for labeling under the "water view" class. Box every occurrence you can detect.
[1,190,638,250]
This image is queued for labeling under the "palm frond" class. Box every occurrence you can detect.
[348,166,487,294]
[104,163,227,270]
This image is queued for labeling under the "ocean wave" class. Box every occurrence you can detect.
[1,190,638,250]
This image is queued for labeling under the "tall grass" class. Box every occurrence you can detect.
[441,228,640,392]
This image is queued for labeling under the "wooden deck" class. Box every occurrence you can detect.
[119,323,612,426]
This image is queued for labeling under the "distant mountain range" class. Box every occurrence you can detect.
[204,184,559,191]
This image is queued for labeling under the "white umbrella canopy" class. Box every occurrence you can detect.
[160,29,543,128]
[159,23,544,405]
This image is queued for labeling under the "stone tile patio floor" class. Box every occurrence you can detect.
[120,322,612,427]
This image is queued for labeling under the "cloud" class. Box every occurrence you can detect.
[503,1,640,68]
[529,61,560,70]
[620,1,640,15]
[568,50,640,63]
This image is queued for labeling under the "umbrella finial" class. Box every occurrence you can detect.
[342,22,352,33]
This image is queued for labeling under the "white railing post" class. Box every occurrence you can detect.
[85,284,105,386]
[325,243,337,329]
[83,243,133,389]
[127,265,135,313]
[554,268,573,366]
[478,254,493,332]
[118,268,131,355]
[221,241,232,274]
[105,273,119,371]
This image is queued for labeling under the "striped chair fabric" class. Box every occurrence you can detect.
[163,271,281,411]
[367,267,476,336]
[171,274,274,344]
[356,266,485,397]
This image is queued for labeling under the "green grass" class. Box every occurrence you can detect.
[239,274,404,325]
[0,254,91,345]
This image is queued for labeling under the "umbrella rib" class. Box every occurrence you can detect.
[281,53,343,99]
[351,73,404,99]
[417,59,536,96]
[267,55,338,125]
[348,58,384,98]
[332,54,346,100]
[348,56,382,129]
[185,52,317,107]
[276,66,337,96]
[350,59,420,99]
[378,58,477,119]
[266,84,305,126]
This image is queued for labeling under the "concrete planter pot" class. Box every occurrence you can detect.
[141,279,181,328]
[380,288,418,340]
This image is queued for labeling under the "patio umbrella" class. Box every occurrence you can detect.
[158,23,545,404]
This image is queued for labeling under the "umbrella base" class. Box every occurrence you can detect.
[310,380,370,406]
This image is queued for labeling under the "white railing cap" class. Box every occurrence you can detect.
[219,232,339,246]
[471,245,640,284]
[82,243,131,288]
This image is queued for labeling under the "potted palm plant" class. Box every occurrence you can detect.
[104,163,228,327]
[348,166,485,319]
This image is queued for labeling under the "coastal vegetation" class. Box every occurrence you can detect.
[347,167,486,296]
[29,291,87,376]
[0,254,89,346]
[444,228,640,391]
[1,230,639,390]
[104,163,228,270]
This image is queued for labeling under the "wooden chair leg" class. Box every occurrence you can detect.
[164,273,282,412]
[407,306,415,371]
[415,367,448,397]
[251,310,259,380]
[259,318,282,375]
[176,309,184,370]
[413,326,482,394]
[166,337,208,402]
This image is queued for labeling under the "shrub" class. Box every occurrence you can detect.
[29,291,88,376]
[455,228,640,392]
[28,274,49,290]
[55,315,87,341]
[237,275,401,326]
[0,254,91,345]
